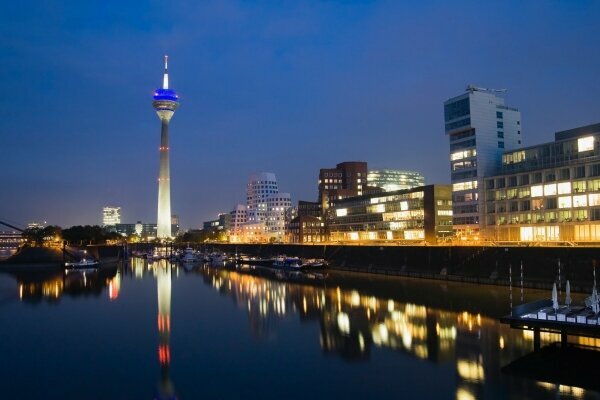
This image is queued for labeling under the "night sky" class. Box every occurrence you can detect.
[2,1,599,229]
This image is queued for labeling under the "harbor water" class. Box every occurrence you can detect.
[0,259,599,399]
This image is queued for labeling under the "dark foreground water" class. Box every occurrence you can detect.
[1,259,600,399]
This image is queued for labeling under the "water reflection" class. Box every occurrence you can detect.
[13,267,119,303]
[191,264,600,399]
[128,258,178,400]
[2,259,600,399]
[154,261,176,400]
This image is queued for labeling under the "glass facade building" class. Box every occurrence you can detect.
[367,169,425,192]
[444,88,522,239]
[328,185,453,244]
[483,123,600,242]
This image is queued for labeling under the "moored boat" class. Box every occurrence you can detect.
[65,258,99,270]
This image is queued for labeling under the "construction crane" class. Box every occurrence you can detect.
[466,84,507,94]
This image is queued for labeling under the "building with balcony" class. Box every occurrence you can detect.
[483,123,600,242]
[328,185,453,244]
[444,86,522,239]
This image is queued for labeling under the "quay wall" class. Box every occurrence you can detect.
[203,243,600,293]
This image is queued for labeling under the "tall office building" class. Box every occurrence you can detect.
[102,206,121,226]
[444,85,522,238]
[153,56,180,239]
[367,169,425,192]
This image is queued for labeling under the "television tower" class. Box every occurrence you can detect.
[153,55,179,239]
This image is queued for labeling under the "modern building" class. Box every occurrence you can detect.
[231,173,292,242]
[319,161,382,211]
[367,169,425,192]
[115,221,177,239]
[297,200,321,218]
[288,215,326,244]
[203,213,232,232]
[328,185,453,244]
[102,206,121,226]
[27,221,47,229]
[229,204,247,241]
[483,123,600,242]
[171,214,180,237]
[153,55,180,239]
[444,85,522,239]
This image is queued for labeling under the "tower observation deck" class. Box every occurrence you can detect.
[153,55,179,239]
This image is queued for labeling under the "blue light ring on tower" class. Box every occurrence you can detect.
[153,88,179,102]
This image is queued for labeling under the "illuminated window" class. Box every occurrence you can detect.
[578,136,595,152]
[453,180,478,192]
[547,226,560,241]
[558,196,572,209]
[450,149,476,161]
[400,201,408,211]
[557,182,571,195]
[404,229,425,240]
[437,210,453,216]
[336,208,347,217]
[573,194,587,207]
[589,194,600,207]
[544,184,557,196]
[520,227,533,241]
[531,185,543,197]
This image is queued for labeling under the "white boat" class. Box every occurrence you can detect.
[273,256,302,270]
[65,258,99,269]
[208,252,230,266]
[181,247,198,263]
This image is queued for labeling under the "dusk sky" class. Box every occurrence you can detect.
[2,1,599,229]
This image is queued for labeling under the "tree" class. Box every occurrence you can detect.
[22,225,62,245]
[61,225,121,245]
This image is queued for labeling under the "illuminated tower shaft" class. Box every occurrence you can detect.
[153,56,179,238]
[157,114,172,238]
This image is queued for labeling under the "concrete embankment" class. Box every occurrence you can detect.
[0,246,64,271]
[205,243,600,293]
[0,245,124,271]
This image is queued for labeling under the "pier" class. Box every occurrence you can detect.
[501,299,600,350]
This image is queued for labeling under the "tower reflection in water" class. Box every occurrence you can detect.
[153,260,177,400]
[200,265,600,400]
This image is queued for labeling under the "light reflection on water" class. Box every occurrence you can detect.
[1,258,599,399]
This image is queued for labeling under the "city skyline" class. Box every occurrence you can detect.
[2,1,600,229]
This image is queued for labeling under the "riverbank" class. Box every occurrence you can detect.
[0,245,124,272]
[199,243,600,293]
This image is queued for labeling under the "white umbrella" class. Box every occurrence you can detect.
[565,280,572,307]
[552,282,559,311]
[593,285,599,314]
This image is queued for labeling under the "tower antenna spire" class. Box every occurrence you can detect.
[163,55,169,89]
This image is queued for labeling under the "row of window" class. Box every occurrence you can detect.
[450,138,476,151]
[489,180,600,200]
[487,166,594,189]
[487,209,592,226]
